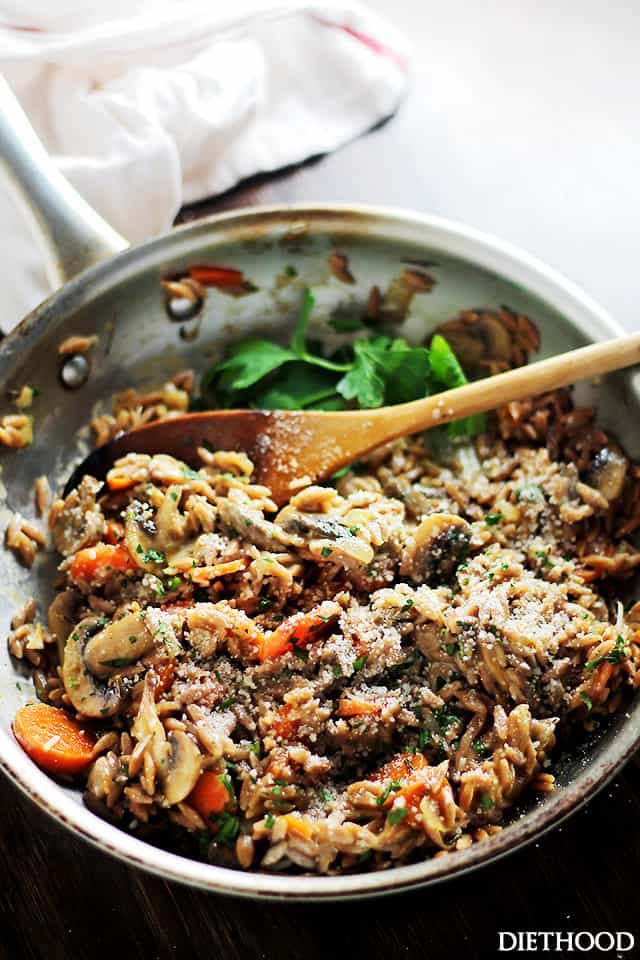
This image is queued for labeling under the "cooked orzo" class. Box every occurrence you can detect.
[9,376,640,875]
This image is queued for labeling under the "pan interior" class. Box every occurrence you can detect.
[1,207,638,897]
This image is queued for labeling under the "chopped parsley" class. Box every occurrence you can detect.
[485,512,503,526]
[387,807,408,826]
[353,655,367,672]
[579,691,593,711]
[320,546,333,558]
[480,794,494,810]
[376,780,402,806]
[218,773,236,803]
[141,548,166,564]
[264,813,276,829]
[211,810,240,844]
[472,739,491,758]
[585,634,626,672]
[418,729,432,751]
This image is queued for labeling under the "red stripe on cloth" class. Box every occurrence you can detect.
[312,14,409,71]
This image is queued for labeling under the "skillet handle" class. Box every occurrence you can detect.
[0,75,127,286]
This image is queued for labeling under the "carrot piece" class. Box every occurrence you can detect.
[372,752,431,826]
[13,704,96,775]
[189,559,247,586]
[271,705,301,742]
[372,751,429,783]
[106,474,139,492]
[257,610,339,662]
[188,771,235,821]
[69,543,136,584]
[337,698,381,717]
[283,815,313,840]
[188,265,245,288]
[104,519,125,544]
[150,661,175,698]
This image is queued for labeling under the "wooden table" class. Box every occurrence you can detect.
[3,2,640,957]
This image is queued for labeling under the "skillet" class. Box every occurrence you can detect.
[1,77,639,900]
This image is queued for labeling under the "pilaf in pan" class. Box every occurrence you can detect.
[7,310,640,876]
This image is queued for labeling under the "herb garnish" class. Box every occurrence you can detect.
[585,634,626,672]
[387,807,408,826]
[200,291,483,439]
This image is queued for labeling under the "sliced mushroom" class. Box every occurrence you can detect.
[125,485,188,570]
[83,610,155,679]
[217,498,299,552]
[48,588,80,665]
[51,475,105,556]
[400,514,472,583]
[586,447,627,503]
[276,506,374,567]
[276,508,353,542]
[160,731,202,805]
[62,617,124,717]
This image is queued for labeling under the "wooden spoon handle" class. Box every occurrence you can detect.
[367,333,640,442]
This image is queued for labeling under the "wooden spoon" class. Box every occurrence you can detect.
[65,334,640,503]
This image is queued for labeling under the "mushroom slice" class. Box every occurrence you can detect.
[125,485,188,571]
[586,447,627,503]
[62,617,124,718]
[51,475,105,556]
[83,610,155,679]
[217,498,299,552]
[400,514,472,583]
[48,588,80,665]
[161,731,202,805]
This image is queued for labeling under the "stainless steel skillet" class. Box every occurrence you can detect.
[0,76,639,901]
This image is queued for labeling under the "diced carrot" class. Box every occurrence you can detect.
[69,543,136,584]
[372,752,431,826]
[372,751,429,783]
[188,265,245,288]
[189,559,247,586]
[106,473,139,492]
[188,771,235,821]
[270,705,301,742]
[337,698,381,718]
[13,704,96,775]
[283,815,313,840]
[150,661,175,698]
[104,519,125,544]
[257,610,339,662]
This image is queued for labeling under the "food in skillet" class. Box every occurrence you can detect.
[8,299,640,875]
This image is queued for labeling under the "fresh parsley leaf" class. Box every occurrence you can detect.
[142,548,166,564]
[387,807,408,826]
[579,691,593,710]
[291,287,315,356]
[337,337,387,407]
[485,512,503,526]
[429,334,486,439]
[210,338,296,394]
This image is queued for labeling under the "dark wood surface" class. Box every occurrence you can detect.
[3,3,640,958]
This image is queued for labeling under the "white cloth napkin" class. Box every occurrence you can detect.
[0,0,410,332]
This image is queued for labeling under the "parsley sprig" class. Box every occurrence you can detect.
[201,290,484,439]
